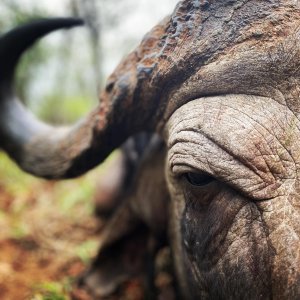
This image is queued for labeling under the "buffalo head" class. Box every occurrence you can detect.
[0,1,300,299]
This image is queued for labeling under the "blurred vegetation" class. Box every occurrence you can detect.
[0,0,99,123]
[0,1,177,298]
[0,151,98,239]
[0,1,50,105]
[0,0,139,125]
[0,1,123,297]
[0,151,103,299]
[32,280,71,300]
[37,95,92,124]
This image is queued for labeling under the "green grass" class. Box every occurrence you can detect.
[31,280,73,300]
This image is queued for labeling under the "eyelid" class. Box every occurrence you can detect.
[184,172,215,187]
[171,164,200,175]
[171,163,214,178]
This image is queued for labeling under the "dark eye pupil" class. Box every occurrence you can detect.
[185,172,214,186]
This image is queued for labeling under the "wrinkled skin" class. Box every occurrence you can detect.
[165,95,300,299]
[0,1,300,299]
[89,95,300,299]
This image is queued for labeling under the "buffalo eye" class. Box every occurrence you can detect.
[184,172,215,186]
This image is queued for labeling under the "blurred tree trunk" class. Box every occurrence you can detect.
[71,0,103,90]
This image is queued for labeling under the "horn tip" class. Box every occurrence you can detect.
[0,17,85,85]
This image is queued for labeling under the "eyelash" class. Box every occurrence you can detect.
[184,172,215,187]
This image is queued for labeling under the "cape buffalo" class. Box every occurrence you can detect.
[0,0,300,299]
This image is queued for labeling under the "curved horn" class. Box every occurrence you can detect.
[3,1,291,180]
[0,18,168,179]
[0,18,84,82]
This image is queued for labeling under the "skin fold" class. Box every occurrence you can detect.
[165,95,300,299]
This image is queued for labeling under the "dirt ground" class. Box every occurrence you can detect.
[0,164,101,300]
[0,153,175,300]
[0,236,149,300]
